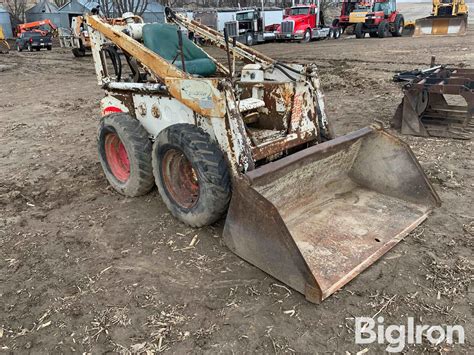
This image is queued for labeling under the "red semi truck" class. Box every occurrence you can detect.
[275,1,341,42]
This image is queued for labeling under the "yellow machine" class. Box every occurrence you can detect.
[414,0,469,36]
[0,25,10,54]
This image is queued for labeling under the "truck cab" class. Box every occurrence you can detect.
[276,3,331,42]
[224,8,278,46]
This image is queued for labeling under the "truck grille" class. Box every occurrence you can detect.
[225,21,238,38]
[280,21,294,34]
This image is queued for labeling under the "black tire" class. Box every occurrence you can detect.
[36,47,40,51]
[27,44,33,52]
[332,19,339,28]
[246,33,253,46]
[17,45,22,52]
[152,124,231,227]
[391,14,404,37]
[378,21,388,38]
[72,48,86,57]
[369,32,378,38]
[47,45,52,50]
[355,23,365,38]
[333,27,341,39]
[98,113,154,197]
[302,29,311,43]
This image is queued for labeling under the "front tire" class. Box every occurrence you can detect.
[355,23,365,38]
[153,124,231,227]
[378,21,389,38]
[98,113,154,197]
[302,29,311,43]
[27,44,33,52]
[246,33,253,46]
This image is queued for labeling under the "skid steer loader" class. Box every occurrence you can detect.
[86,9,440,303]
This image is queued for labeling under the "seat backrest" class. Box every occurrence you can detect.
[142,23,217,77]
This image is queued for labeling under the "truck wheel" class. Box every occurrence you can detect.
[355,23,365,38]
[17,45,22,52]
[332,19,339,28]
[333,27,341,39]
[98,113,154,197]
[47,45,52,51]
[378,21,389,38]
[303,29,311,43]
[246,33,254,46]
[72,48,86,57]
[369,32,378,38]
[153,124,231,227]
[391,15,404,37]
[27,44,33,52]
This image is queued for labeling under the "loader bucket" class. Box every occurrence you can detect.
[413,15,468,37]
[223,126,440,303]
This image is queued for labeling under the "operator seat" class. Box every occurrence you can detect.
[142,23,217,77]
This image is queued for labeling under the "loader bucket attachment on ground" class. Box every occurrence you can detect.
[413,15,468,37]
[223,127,440,303]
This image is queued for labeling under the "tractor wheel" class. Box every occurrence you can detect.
[355,23,365,38]
[378,21,389,38]
[153,124,231,227]
[246,33,254,46]
[303,29,311,43]
[391,15,404,37]
[98,113,154,197]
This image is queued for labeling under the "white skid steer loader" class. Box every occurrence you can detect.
[86,9,440,303]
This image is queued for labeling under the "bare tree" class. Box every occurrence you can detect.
[4,0,27,23]
[53,0,70,7]
[97,0,149,17]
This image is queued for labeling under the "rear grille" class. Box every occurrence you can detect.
[225,21,238,38]
[281,21,294,34]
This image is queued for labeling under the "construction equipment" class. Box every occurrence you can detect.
[0,25,10,54]
[392,63,473,139]
[414,0,468,37]
[59,16,91,57]
[16,19,57,37]
[355,0,405,38]
[333,0,373,33]
[86,8,440,304]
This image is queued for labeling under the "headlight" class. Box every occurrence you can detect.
[295,30,304,34]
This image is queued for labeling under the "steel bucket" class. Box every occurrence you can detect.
[223,126,440,303]
[414,16,468,37]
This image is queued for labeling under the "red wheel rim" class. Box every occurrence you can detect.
[104,133,130,182]
[162,149,200,209]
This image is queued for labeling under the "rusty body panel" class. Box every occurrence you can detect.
[393,66,473,139]
[224,126,440,303]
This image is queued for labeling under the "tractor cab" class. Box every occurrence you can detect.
[372,0,396,17]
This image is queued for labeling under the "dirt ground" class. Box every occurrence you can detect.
[0,31,473,354]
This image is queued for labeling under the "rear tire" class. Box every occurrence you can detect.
[391,15,404,37]
[152,124,231,227]
[378,21,388,38]
[355,23,365,38]
[98,113,154,197]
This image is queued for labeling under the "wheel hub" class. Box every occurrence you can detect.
[162,149,200,209]
[104,133,130,182]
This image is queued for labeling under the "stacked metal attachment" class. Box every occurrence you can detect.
[393,66,473,139]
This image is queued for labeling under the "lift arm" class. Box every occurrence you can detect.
[165,7,275,67]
